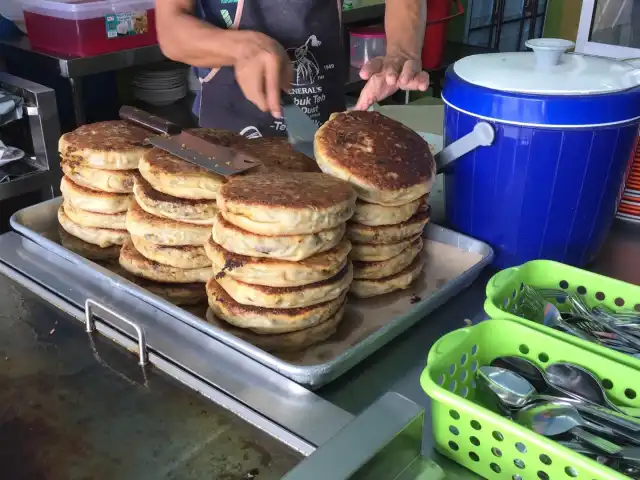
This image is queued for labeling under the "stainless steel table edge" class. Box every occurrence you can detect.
[284,392,427,479]
[0,232,353,450]
[11,198,494,388]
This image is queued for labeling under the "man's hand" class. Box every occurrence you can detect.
[354,54,429,111]
[233,31,292,119]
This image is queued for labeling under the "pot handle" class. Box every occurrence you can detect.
[435,121,494,173]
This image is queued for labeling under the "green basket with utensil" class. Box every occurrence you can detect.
[484,260,640,371]
[420,319,640,480]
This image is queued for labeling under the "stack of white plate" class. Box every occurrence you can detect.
[132,63,188,107]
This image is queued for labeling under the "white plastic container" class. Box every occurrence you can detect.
[21,0,157,57]
[349,26,386,68]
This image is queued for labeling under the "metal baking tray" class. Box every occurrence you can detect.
[11,197,493,388]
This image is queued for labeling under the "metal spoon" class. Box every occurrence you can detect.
[491,356,557,393]
[515,403,623,455]
[519,287,597,341]
[478,366,558,409]
[542,301,598,342]
[558,440,640,473]
[557,439,608,462]
[491,356,640,432]
[546,362,640,418]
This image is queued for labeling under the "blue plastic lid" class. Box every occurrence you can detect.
[442,39,640,127]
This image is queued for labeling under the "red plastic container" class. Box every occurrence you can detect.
[22,0,158,57]
[422,0,464,69]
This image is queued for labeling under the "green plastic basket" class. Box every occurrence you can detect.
[420,320,640,480]
[484,260,640,371]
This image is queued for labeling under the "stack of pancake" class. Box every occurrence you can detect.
[204,172,357,352]
[120,130,322,307]
[315,111,436,298]
[57,121,148,262]
[119,130,238,306]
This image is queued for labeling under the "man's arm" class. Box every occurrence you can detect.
[354,0,428,110]
[155,0,240,67]
[384,0,426,83]
[155,0,291,117]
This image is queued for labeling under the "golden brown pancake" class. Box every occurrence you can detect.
[137,128,244,200]
[58,205,129,247]
[205,305,344,352]
[352,236,423,279]
[217,172,356,235]
[103,263,207,306]
[347,208,430,244]
[211,213,345,260]
[59,120,150,170]
[206,278,346,334]
[131,235,211,269]
[205,236,350,287]
[126,200,211,246]
[238,136,320,173]
[352,195,427,226]
[350,252,425,298]
[119,239,212,283]
[314,111,436,206]
[61,156,136,193]
[61,175,132,214]
[350,235,421,262]
[58,227,121,261]
[133,175,217,224]
[63,199,127,230]
[216,262,353,309]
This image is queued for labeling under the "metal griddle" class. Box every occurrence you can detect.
[0,247,454,479]
[0,283,300,479]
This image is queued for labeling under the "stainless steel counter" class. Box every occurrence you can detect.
[0,220,637,478]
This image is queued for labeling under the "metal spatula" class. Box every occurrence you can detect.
[119,106,261,176]
[282,97,317,159]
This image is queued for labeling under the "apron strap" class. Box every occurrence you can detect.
[200,0,246,84]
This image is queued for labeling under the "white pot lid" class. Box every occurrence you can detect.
[453,39,640,95]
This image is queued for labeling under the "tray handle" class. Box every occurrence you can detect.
[486,266,521,297]
[427,327,473,364]
[85,299,149,366]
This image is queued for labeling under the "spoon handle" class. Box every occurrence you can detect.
[577,403,640,432]
[572,427,622,455]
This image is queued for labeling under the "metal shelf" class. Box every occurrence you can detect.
[0,73,61,202]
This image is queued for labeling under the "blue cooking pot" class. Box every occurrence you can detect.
[442,38,640,268]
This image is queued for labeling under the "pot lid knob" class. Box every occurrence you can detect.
[525,38,575,68]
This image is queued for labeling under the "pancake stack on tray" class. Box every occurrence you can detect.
[204,172,357,352]
[315,111,436,298]
[57,121,148,262]
[121,130,323,307]
[119,129,242,306]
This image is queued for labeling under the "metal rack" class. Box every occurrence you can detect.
[0,72,61,203]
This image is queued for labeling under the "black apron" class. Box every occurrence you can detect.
[194,0,345,137]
